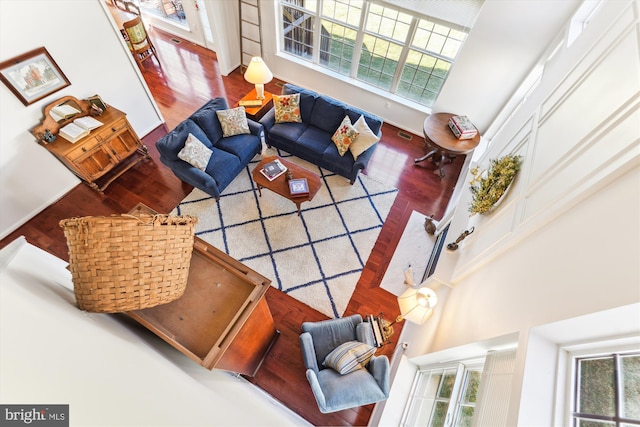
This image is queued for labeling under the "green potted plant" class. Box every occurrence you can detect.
[468,154,523,215]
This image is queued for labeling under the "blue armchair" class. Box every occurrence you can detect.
[299,314,390,413]
[155,98,263,200]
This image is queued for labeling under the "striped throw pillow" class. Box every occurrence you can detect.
[323,341,376,375]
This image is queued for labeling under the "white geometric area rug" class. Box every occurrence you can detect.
[172,152,398,318]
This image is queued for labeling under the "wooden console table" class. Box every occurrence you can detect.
[235,88,273,121]
[125,204,279,376]
[414,112,481,178]
[32,96,149,194]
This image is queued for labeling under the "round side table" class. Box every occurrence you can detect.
[414,112,481,178]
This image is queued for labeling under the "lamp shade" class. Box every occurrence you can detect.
[244,57,273,84]
[244,57,273,99]
[397,286,438,324]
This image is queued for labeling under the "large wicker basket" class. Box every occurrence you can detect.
[60,214,198,313]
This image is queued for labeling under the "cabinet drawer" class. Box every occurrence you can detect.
[95,118,128,141]
[66,137,102,161]
[72,146,116,180]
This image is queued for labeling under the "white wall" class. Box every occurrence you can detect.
[0,0,162,239]
[385,0,640,425]
[259,0,579,135]
[0,237,309,426]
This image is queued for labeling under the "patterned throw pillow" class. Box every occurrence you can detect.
[331,115,359,156]
[216,107,250,137]
[349,115,380,160]
[177,133,213,171]
[323,341,376,375]
[273,93,302,123]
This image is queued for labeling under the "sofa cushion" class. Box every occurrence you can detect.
[177,133,213,170]
[189,98,228,143]
[309,97,347,134]
[204,146,241,186]
[156,119,213,162]
[350,115,380,160]
[282,84,319,123]
[274,93,302,123]
[268,122,308,143]
[331,115,359,156]
[323,341,376,375]
[297,127,333,163]
[216,107,250,137]
[214,133,261,164]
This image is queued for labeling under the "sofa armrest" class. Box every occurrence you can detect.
[247,118,264,138]
[305,369,327,412]
[259,108,276,135]
[160,157,221,199]
[345,139,379,184]
[356,321,375,347]
[299,332,320,374]
[354,139,379,167]
[368,355,390,395]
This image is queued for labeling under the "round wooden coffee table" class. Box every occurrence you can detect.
[414,112,481,178]
[252,156,322,216]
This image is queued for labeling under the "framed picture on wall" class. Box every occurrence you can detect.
[0,47,70,106]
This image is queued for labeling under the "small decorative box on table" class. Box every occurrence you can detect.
[288,178,309,197]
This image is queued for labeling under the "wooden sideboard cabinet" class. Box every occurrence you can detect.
[125,203,280,376]
[32,96,149,194]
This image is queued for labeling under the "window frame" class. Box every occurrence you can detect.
[401,358,484,427]
[561,342,640,427]
[277,0,470,109]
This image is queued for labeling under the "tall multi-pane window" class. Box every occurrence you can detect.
[399,19,467,106]
[573,352,640,426]
[402,363,482,427]
[279,0,469,108]
[320,0,361,74]
[282,1,316,58]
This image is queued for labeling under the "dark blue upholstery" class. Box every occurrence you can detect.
[260,84,382,184]
[156,98,262,200]
[308,97,346,133]
[299,315,390,413]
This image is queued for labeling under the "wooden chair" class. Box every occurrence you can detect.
[113,0,127,11]
[122,16,159,67]
[123,1,140,15]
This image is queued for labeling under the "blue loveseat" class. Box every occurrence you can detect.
[155,98,263,200]
[260,84,382,184]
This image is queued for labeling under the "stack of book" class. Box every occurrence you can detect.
[260,159,287,181]
[288,178,309,197]
[448,115,478,140]
[366,314,391,348]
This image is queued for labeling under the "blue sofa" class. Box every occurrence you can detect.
[155,98,263,200]
[260,84,382,184]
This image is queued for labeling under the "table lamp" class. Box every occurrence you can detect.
[244,57,273,100]
[381,286,438,339]
[397,286,438,324]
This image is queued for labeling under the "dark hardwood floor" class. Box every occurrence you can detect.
[0,26,465,426]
